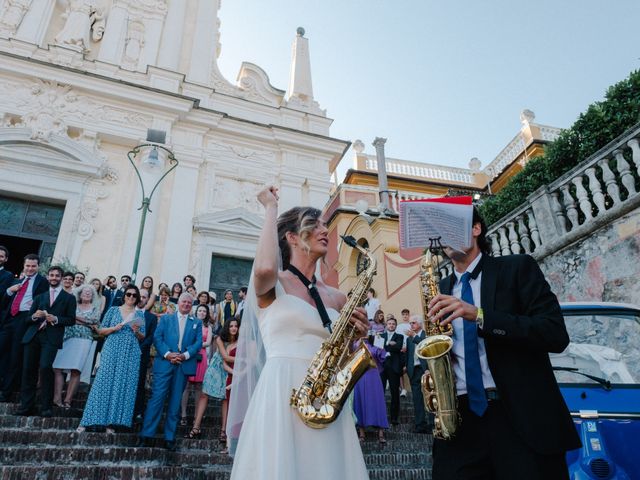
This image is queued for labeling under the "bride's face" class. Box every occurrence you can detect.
[305,218,329,257]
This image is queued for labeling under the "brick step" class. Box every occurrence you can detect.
[369,467,432,480]
[0,444,430,469]
[0,465,231,480]
[0,427,432,446]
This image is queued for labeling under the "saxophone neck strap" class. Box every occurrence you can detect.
[286,264,333,333]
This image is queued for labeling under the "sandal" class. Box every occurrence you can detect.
[105,427,115,434]
[378,431,387,444]
[219,431,227,443]
[358,430,365,443]
[180,417,188,427]
[62,402,71,410]
[76,426,86,433]
[184,426,201,439]
[54,401,64,408]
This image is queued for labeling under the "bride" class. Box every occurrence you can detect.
[227,186,371,479]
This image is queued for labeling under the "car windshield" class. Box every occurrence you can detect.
[550,307,640,385]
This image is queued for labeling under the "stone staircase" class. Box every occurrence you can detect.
[0,387,433,479]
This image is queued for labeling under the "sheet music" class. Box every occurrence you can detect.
[399,196,473,251]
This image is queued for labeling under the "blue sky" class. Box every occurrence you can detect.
[216,1,640,180]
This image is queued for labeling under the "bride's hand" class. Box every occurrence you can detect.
[349,307,369,338]
[257,186,279,208]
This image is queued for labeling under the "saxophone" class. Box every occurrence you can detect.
[416,250,460,440]
[290,235,377,429]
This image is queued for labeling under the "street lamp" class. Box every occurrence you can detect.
[127,139,178,283]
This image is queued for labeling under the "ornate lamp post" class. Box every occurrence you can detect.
[127,142,178,282]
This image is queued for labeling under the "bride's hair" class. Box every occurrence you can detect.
[277,206,322,269]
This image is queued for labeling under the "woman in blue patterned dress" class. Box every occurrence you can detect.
[77,285,145,433]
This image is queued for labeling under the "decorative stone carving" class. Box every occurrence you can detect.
[121,19,145,71]
[76,181,109,240]
[0,0,32,37]
[211,177,277,214]
[0,78,152,136]
[54,0,105,53]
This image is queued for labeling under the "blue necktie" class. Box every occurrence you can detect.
[460,272,488,417]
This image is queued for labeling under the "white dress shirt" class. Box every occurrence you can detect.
[364,297,380,321]
[450,253,496,395]
[7,275,38,312]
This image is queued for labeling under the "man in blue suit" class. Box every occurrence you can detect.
[405,314,430,434]
[134,288,158,422]
[137,293,202,451]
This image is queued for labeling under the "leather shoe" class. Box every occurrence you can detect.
[15,406,35,416]
[135,436,150,448]
[165,440,177,452]
[40,409,53,418]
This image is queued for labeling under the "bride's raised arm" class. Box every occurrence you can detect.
[253,186,280,300]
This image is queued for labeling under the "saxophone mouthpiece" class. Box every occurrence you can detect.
[340,235,358,248]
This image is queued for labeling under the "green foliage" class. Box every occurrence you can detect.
[38,256,88,276]
[481,70,640,225]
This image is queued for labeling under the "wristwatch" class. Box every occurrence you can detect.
[475,307,484,330]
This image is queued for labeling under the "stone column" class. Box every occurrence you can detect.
[186,0,219,85]
[159,153,200,283]
[15,0,55,45]
[373,137,391,214]
[97,3,128,64]
[527,185,561,244]
[156,0,187,72]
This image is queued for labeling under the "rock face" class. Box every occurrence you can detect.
[0,387,433,479]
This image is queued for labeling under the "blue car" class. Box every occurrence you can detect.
[552,303,640,480]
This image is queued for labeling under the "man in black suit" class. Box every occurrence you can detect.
[0,254,49,401]
[405,314,430,433]
[0,246,14,303]
[134,288,158,422]
[427,208,580,479]
[111,275,131,308]
[17,265,76,416]
[379,316,404,425]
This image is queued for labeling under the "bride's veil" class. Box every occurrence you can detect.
[226,243,281,455]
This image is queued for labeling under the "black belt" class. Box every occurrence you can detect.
[458,388,500,402]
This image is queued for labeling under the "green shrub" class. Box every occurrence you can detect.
[481,70,640,225]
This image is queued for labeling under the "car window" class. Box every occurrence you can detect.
[550,311,640,385]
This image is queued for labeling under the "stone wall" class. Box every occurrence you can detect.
[540,205,640,304]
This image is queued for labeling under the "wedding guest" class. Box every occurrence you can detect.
[89,278,106,314]
[16,266,76,417]
[52,285,101,408]
[353,339,389,443]
[151,286,176,320]
[380,316,404,425]
[73,272,85,288]
[186,285,197,299]
[370,309,386,334]
[140,276,156,309]
[236,287,247,319]
[193,291,210,311]
[137,293,202,451]
[111,275,131,308]
[77,285,145,433]
[0,246,13,303]
[364,287,380,322]
[183,275,196,290]
[181,304,213,433]
[134,288,157,422]
[170,283,183,304]
[199,318,238,445]
[217,290,236,326]
[62,272,75,294]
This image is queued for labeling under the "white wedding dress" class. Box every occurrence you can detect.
[230,284,369,479]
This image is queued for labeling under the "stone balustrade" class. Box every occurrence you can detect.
[486,124,640,260]
[364,158,475,184]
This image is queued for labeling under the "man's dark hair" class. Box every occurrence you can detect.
[24,253,40,264]
[106,275,116,283]
[240,286,248,294]
[0,245,9,258]
[401,308,410,315]
[74,272,85,278]
[48,265,64,276]
[473,207,492,255]
[183,274,196,284]
[121,275,132,282]
[63,271,74,278]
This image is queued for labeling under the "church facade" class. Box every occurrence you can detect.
[0,0,348,294]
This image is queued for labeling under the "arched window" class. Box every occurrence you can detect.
[355,239,370,275]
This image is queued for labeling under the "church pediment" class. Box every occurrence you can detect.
[193,207,264,236]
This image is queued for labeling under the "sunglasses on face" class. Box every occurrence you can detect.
[124,292,137,298]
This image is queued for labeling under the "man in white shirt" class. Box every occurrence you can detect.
[404,314,430,433]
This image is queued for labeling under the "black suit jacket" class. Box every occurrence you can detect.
[0,274,49,321]
[0,268,14,302]
[23,289,77,348]
[440,253,581,455]
[405,330,428,378]
[381,332,404,375]
[139,310,158,356]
